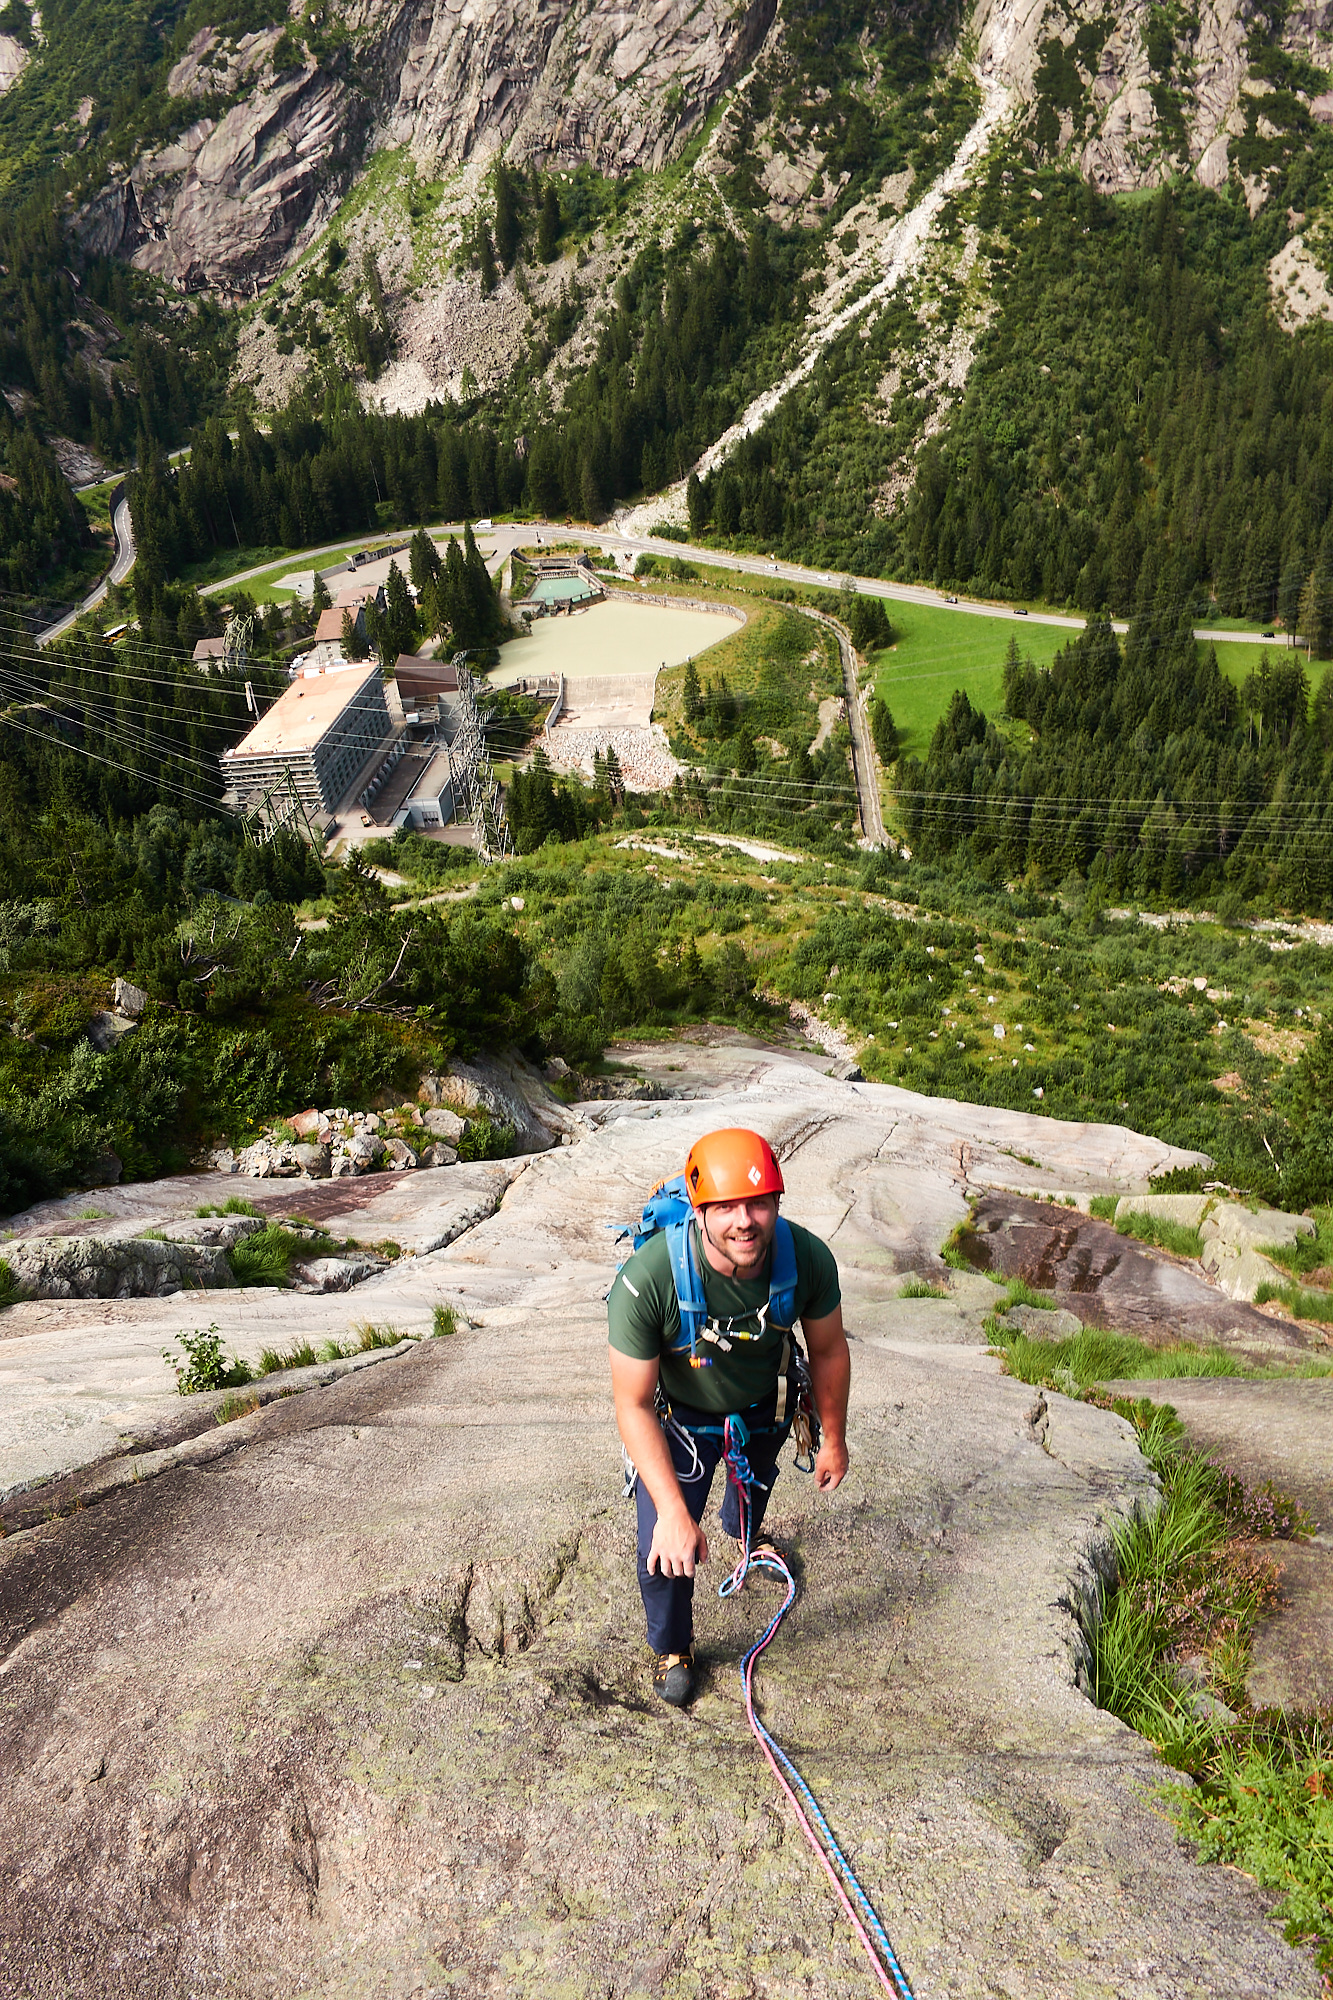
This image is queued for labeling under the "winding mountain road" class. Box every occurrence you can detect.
[36,491,136,647]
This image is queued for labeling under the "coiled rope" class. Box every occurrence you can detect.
[717,1416,916,2000]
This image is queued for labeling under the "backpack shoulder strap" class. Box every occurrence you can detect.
[767,1217,798,1331]
[665,1212,709,1365]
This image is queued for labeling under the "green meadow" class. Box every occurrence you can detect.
[869,604,1307,756]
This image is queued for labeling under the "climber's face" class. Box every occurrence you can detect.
[698,1193,779,1277]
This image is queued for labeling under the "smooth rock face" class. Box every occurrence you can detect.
[964,1193,1318,1354]
[0,1056,1321,1997]
[3,1234,235,1301]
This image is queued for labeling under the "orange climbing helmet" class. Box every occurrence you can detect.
[684,1128,784,1207]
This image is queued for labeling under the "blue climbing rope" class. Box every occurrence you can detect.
[718,1416,917,2000]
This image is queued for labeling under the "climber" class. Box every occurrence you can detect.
[607,1127,850,1707]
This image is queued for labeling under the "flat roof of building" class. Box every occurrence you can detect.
[223,662,383,760]
[408,749,454,801]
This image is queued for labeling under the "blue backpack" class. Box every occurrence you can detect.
[625,1174,798,1370]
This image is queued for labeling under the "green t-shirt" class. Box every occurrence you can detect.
[607,1219,841,1414]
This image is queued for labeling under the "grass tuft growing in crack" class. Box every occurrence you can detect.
[991,1322,1333,1390]
[897,1277,949,1299]
[989,1274,1057,1311]
[1078,1394,1329,1982]
[1115,1209,1206,1260]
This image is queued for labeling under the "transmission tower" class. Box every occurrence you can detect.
[452,654,512,863]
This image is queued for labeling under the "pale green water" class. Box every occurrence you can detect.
[490,598,736,686]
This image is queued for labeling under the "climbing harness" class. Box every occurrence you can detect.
[719,1419,917,2000]
[619,1345,819,1502]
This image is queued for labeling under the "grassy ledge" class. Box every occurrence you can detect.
[991,1329,1331,1982]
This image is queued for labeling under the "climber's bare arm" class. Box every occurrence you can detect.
[609,1348,709,1575]
[801,1305,850,1492]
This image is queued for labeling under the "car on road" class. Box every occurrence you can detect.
[1014,606,1028,615]
[945,594,958,603]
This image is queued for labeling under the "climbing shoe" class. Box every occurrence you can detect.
[735,1536,783,1569]
[651,1649,696,1707]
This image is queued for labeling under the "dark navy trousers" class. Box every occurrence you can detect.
[634,1391,788,1655]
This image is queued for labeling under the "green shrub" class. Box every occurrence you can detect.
[163,1324,252,1394]
[215,1390,261,1425]
[994,1323,1333,1390]
[995,1275,1056,1310]
[456,1113,516,1161]
[1150,1164,1206,1194]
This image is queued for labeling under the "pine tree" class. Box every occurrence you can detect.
[463,521,499,642]
[1298,540,1333,660]
[683,659,702,723]
[605,745,624,805]
[441,536,471,642]
[736,724,757,775]
[494,160,520,272]
[869,696,900,765]
[409,527,441,592]
[382,560,418,661]
[311,571,331,614]
[341,607,368,661]
[537,182,561,264]
[478,226,497,294]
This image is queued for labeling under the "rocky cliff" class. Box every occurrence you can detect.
[79,0,777,295]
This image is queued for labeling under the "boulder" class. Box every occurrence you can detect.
[418,1144,459,1170]
[289,1109,323,1139]
[1206,1201,1315,1254]
[291,1143,331,1178]
[996,1303,1084,1341]
[383,1138,418,1171]
[1199,1202,1314,1302]
[289,1256,389,1294]
[158,1217,265,1250]
[87,1011,138,1054]
[1113,1193,1212,1229]
[421,1106,466,1143]
[4,1234,235,1300]
[112,977,148,1018]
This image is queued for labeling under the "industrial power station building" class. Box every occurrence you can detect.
[219,662,391,817]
